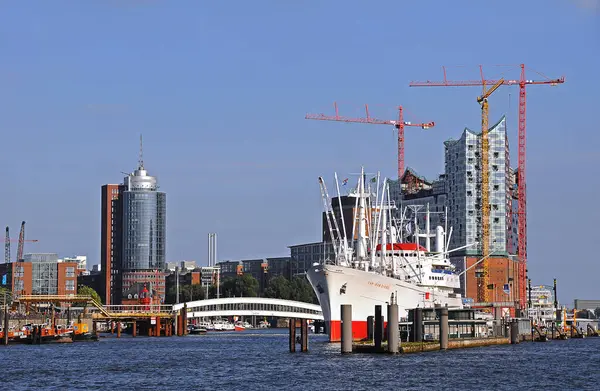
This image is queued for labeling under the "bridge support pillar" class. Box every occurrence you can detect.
[288,318,296,353]
[132,321,137,337]
[300,319,308,352]
[117,322,121,338]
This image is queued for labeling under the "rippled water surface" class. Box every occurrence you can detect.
[1,329,599,390]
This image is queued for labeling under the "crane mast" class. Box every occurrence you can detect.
[476,78,504,304]
[17,221,26,261]
[5,227,10,263]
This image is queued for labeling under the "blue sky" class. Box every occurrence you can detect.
[0,0,598,304]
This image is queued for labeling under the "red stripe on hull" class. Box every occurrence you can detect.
[328,320,389,342]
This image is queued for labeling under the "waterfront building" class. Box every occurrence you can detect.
[165,260,197,272]
[444,116,513,256]
[61,255,88,275]
[574,299,600,311]
[100,139,167,305]
[289,242,335,275]
[0,253,78,296]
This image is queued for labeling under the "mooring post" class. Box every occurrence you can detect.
[413,308,423,342]
[117,322,121,338]
[132,321,137,337]
[367,315,374,341]
[289,318,296,353]
[155,317,161,337]
[439,306,449,350]
[301,319,308,352]
[387,303,399,354]
[510,320,519,344]
[183,304,188,335]
[374,305,383,350]
[3,299,9,346]
[341,304,352,354]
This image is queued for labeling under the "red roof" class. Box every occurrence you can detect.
[375,243,427,252]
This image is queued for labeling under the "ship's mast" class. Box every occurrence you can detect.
[334,172,350,264]
[356,167,368,269]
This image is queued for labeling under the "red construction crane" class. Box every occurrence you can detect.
[409,64,565,310]
[305,102,435,179]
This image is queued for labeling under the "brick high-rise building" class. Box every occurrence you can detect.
[101,183,124,305]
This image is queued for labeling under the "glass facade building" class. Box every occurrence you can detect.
[122,191,166,270]
[119,161,167,303]
[444,116,512,256]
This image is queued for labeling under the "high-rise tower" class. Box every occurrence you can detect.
[101,136,167,305]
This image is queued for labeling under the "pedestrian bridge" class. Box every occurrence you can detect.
[173,297,324,320]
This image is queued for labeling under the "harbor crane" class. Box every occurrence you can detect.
[306,103,434,179]
[4,222,39,263]
[476,78,504,304]
[409,64,565,309]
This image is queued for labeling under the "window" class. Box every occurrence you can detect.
[66,280,75,291]
[66,267,75,278]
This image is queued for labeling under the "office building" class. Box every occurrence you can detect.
[0,253,78,296]
[100,140,167,305]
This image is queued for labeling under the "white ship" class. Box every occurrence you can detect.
[307,168,469,342]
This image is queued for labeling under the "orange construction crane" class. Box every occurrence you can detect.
[410,64,564,309]
[305,102,434,179]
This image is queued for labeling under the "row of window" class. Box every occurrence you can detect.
[188,303,321,315]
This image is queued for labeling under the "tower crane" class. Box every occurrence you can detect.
[476,78,504,304]
[306,103,434,179]
[409,64,565,309]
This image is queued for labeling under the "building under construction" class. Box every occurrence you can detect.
[394,116,523,309]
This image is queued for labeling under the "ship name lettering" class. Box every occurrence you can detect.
[367,281,391,290]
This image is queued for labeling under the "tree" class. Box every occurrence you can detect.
[264,275,292,300]
[263,275,318,304]
[220,275,260,298]
[165,284,205,304]
[78,285,101,304]
[290,276,318,304]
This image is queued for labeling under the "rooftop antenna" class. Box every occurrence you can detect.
[138,134,144,170]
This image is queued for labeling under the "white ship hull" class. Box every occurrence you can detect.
[307,263,463,342]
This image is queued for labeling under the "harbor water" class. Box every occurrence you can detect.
[1,329,599,390]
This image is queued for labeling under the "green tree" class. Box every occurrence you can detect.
[264,275,292,300]
[165,284,205,304]
[78,285,101,304]
[220,275,259,297]
[290,276,318,304]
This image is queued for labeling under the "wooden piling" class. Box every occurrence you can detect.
[132,321,137,337]
[2,301,8,346]
[288,318,296,353]
[117,322,121,338]
[300,319,308,352]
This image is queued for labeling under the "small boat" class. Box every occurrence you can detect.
[234,322,245,331]
[72,322,99,342]
[188,325,208,335]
